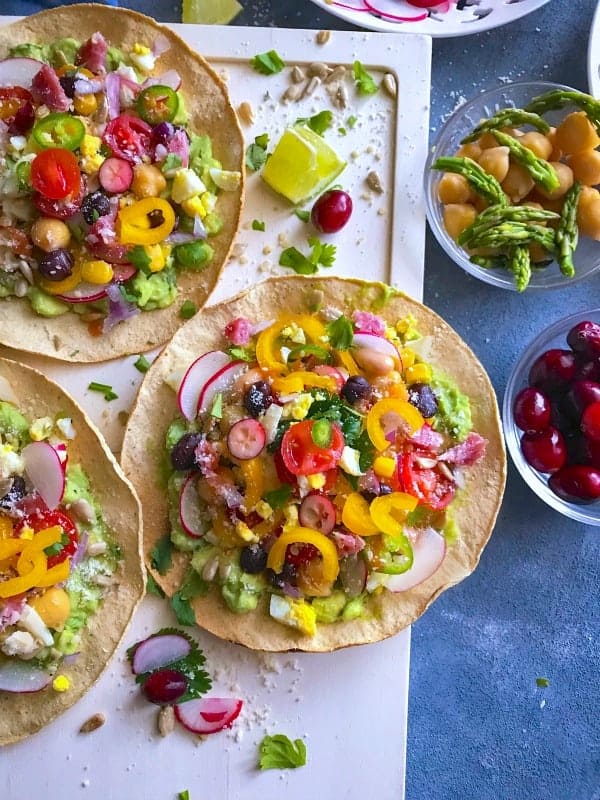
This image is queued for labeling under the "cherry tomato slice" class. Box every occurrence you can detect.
[34,175,85,219]
[0,87,34,134]
[31,148,81,200]
[103,114,153,164]
[280,420,344,476]
[15,509,79,569]
[399,451,456,511]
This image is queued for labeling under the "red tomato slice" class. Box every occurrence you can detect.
[280,420,344,476]
[31,148,81,200]
[103,114,153,163]
[15,509,79,569]
[399,451,456,511]
[34,175,85,220]
[0,87,34,134]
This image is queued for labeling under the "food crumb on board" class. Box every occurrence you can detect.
[79,712,106,734]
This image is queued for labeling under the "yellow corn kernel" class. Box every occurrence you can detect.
[255,500,273,520]
[181,195,207,219]
[52,674,70,692]
[80,134,101,157]
[143,243,167,273]
[235,520,258,543]
[18,526,34,541]
[74,94,98,116]
[404,363,432,385]
[399,347,416,370]
[133,42,151,55]
[373,456,396,479]
[307,473,326,490]
[81,259,114,285]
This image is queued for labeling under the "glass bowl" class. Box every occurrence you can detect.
[503,308,600,525]
[424,81,600,292]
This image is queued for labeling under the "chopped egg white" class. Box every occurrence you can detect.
[171,168,206,204]
[18,605,54,646]
[339,446,365,476]
[269,595,316,637]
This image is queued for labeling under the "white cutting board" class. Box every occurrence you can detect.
[0,20,431,800]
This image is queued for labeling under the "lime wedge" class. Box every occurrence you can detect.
[182,0,242,24]
[262,126,347,205]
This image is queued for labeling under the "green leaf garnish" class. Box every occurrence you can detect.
[127,245,152,273]
[347,115,358,129]
[353,61,379,95]
[279,238,337,275]
[308,236,336,267]
[252,219,266,231]
[210,392,223,419]
[44,532,69,558]
[146,573,165,597]
[134,355,151,374]
[295,110,333,136]
[150,534,173,575]
[326,315,353,351]
[171,592,196,626]
[294,209,310,223]
[161,153,182,173]
[338,127,347,136]
[180,300,197,319]
[536,677,550,688]
[88,381,118,401]
[264,484,293,509]
[259,734,307,770]
[251,49,285,75]
[245,133,270,172]
[287,343,330,362]
[178,792,190,800]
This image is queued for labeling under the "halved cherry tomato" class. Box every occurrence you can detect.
[31,149,81,200]
[34,175,85,220]
[103,114,152,163]
[0,87,34,134]
[399,451,455,511]
[15,509,79,569]
[273,449,295,486]
[280,420,344,476]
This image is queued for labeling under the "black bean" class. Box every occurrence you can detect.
[341,375,371,404]
[170,433,203,471]
[239,543,267,574]
[243,381,273,418]
[407,383,439,418]
[38,248,74,281]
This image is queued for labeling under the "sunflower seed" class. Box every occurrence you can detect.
[333,84,349,109]
[157,706,175,737]
[290,65,306,84]
[237,101,254,126]
[383,73,397,98]
[366,170,384,194]
[316,30,331,45]
[79,713,105,734]
[325,65,346,84]
[303,76,322,98]
[307,62,331,79]
[282,83,304,103]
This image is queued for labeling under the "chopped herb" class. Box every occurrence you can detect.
[308,236,336,267]
[338,127,347,136]
[228,345,255,362]
[251,49,285,75]
[210,393,223,419]
[252,219,266,231]
[295,109,333,136]
[91,209,100,222]
[245,133,270,171]
[171,592,197,626]
[150,534,173,575]
[264,484,293,509]
[311,418,332,448]
[180,300,197,319]
[536,677,550,688]
[134,355,151,373]
[178,792,190,800]
[288,343,330,362]
[279,237,337,275]
[127,245,151,273]
[259,734,307,770]
[88,381,118,401]
[294,209,310,223]
[44,532,69,558]
[68,349,80,358]
[327,315,353,350]
[146,573,165,598]
[353,61,379,96]
[255,132,269,150]
[267,419,293,453]
[347,115,358,129]
[161,153,182,173]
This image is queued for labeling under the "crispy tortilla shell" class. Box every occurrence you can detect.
[0,5,244,362]
[0,357,144,745]
[122,277,506,652]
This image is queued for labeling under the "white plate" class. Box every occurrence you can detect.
[0,19,431,800]
[310,0,549,37]
[587,0,600,95]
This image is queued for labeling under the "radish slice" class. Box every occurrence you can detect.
[314,364,346,392]
[99,157,133,194]
[299,493,336,535]
[339,554,367,597]
[227,418,266,460]
[142,70,182,91]
[21,441,65,510]
[198,360,247,415]
[179,473,206,538]
[177,351,230,421]
[53,443,68,466]
[385,527,446,592]
[113,264,137,283]
[55,282,108,303]
[0,57,44,88]
[175,697,243,735]
[131,633,192,675]
[0,659,52,693]
[352,332,400,363]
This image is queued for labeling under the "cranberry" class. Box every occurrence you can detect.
[563,432,591,465]
[564,380,600,420]
[575,357,600,382]
[566,320,600,359]
[142,668,188,704]
[549,464,600,503]
[581,401,600,442]
[285,542,319,567]
[513,387,551,433]
[528,349,577,396]
[521,427,567,473]
[311,189,353,234]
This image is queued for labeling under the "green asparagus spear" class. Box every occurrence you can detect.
[555,181,582,278]
[458,204,560,247]
[470,254,509,270]
[491,130,559,193]
[467,221,556,251]
[461,108,550,144]
[509,246,532,292]
[524,89,600,135]
[432,156,506,206]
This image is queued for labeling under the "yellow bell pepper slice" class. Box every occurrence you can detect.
[39,261,83,296]
[335,349,360,376]
[272,371,335,394]
[35,558,71,588]
[117,197,176,245]
[342,492,380,537]
[0,549,47,598]
[267,526,339,583]
[240,458,264,512]
[256,315,328,374]
[369,492,418,536]
[366,398,424,451]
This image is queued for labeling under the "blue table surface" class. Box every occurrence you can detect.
[3,1,599,798]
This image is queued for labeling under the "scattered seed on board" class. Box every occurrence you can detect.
[79,713,106,734]
[304,76,322,99]
[383,73,397,98]
[333,84,349,109]
[291,65,305,84]
[282,83,304,103]
[316,30,331,45]
[325,65,346,84]
[237,101,254,126]
[366,171,384,194]
[157,705,175,737]
[307,62,331,79]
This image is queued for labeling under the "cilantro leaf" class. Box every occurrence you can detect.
[245,133,270,171]
[294,209,310,223]
[171,569,209,626]
[338,127,347,136]
[228,345,255,362]
[178,792,190,800]
[295,110,333,136]
[259,734,307,770]
[171,592,196,626]
[347,115,358,129]
[255,133,269,150]
[327,315,353,350]
[150,534,173,575]
[279,246,317,275]
[251,50,285,75]
[210,392,223,419]
[264,485,292,509]
[127,246,151,274]
[44,532,69,558]
[308,236,336,267]
[134,355,150,374]
[180,300,197,319]
[353,61,379,95]
[146,573,165,598]
[252,219,266,231]
[161,153,182,173]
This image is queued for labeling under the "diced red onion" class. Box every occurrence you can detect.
[192,215,206,239]
[74,76,104,95]
[71,532,88,569]
[152,35,171,57]
[251,319,276,336]
[142,70,181,91]
[281,582,301,599]
[105,72,121,120]
[103,283,139,333]
[167,231,198,244]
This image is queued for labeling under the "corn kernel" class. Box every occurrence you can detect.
[235,520,258,543]
[80,134,101,157]
[405,363,432,384]
[81,260,113,284]
[18,525,34,541]
[132,42,151,55]
[373,456,396,479]
[399,348,416,370]
[80,152,105,175]
[144,244,167,273]
[255,500,273,520]
[52,674,70,692]
[307,473,326,490]
[74,94,98,116]
[181,195,206,219]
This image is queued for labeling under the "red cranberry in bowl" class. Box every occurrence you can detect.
[520,426,567,473]
[566,320,600,359]
[564,380,600,421]
[575,357,600,382]
[549,464,600,504]
[581,401,600,443]
[528,349,577,396]
[513,387,551,433]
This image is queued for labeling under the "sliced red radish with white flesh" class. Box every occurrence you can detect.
[142,70,182,91]
[21,441,65,510]
[177,351,230,421]
[339,554,367,597]
[314,364,346,392]
[55,282,108,303]
[352,332,400,364]
[197,360,247,415]
[179,473,206,538]
[99,157,134,194]
[0,659,52,693]
[131,633,192,675]
[174,697,243,735]
[0,58,44,88]
[298,493,336,535]
[53,443,68,466]
[385,527,446,593]
[227,418,266,460]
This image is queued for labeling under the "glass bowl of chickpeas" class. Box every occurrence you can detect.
[425,81,600,292]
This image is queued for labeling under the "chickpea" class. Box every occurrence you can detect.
[478,131,500,150]
[442,202,477,241]
[537,161,574,200]
[546,127,563,161]
[437,172,473,204]
[131,164,167,199]
[577,186,600,239]
[478,146,510,183]
[554,112,600,155]
[502,163,535,203]
[519,131,553,160]
[30,587,71,629]
[455,142,482,161]
[30,218,71,252]
[567,149,600,187]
